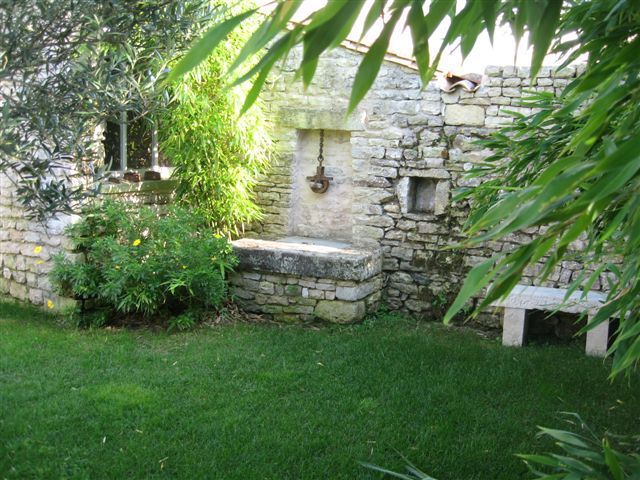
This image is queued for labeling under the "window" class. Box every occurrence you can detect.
[103,111,169,175]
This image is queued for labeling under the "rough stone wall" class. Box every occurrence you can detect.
[252,45,597,321]
[230,271,382,324]
[0,174,176,308]
[0,171,78,309]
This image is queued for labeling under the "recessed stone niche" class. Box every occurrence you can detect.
[290,129,353,242]
[397,169,450,216]
[408,178,437,213]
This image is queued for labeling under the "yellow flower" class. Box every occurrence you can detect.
[115,265,121,270]
[34,246,42,254]
[46,299,54,309]
[132,239,141,247]
[36,260,44,265]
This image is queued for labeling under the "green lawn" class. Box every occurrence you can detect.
[1,301,638,480]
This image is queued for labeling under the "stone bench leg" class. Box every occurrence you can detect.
[502,308,527,347]
[585,316,609,357]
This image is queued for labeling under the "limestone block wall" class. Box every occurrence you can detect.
[0,171,78,308]
[228,238,383,324]
[0,174,177,308]
[252,45,601,321]
[230,271,383,324]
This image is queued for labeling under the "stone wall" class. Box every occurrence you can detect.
[1,42,603,326]
[0,171,79,309]
[231,270,383,324]
[251,45,598,322]
[0,174,177,309]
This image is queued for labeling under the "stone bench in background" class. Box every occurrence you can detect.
[490,285,610,357]
[229,237,382,324]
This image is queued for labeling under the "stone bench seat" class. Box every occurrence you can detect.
[490,285,610,357]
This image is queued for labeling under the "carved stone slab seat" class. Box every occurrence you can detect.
[489,285,610,357]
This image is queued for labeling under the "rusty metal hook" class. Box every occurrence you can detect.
[306,165,333,194]
[307,129,333,194]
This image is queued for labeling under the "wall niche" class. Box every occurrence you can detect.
[289,129,354,242]
[397,171,450,216]
[408,177,437,213]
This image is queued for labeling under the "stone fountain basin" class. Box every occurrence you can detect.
[232,236,382,282]
[229,237,383,324]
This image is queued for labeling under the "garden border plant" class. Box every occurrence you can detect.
[50,200,237,329]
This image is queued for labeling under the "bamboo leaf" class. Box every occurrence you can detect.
[537,428,591,449]
[301,49,318,88]
[481,1,499,43]
[239,52,280,115]
[444,258,497,324]
[407,0,430,84]
[424,0,455,33]
[168,9,256,82]
[301,0,365,69]
[359,0,385,41]
[229,0,303,73]
[603,439,624,480]
[231,29,299,87]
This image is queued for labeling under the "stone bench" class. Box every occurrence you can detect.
[229,237,382,324]
[490,285,610,357]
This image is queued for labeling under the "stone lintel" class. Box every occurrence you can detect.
[275,108,365,131]
[398,168,450,179]
[100,179,179,195]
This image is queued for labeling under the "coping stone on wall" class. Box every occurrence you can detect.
[99,179,179,195]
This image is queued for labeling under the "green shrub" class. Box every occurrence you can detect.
[51,200,237,326]
[159,4,272,236]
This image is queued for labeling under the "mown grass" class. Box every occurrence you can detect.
[1,300,638,479]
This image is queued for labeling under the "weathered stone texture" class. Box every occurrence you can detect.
[228,237,382,324]
[229,270,382,324]
[248,46,604,326]
[0,170,78,309]
[0,173,177,309]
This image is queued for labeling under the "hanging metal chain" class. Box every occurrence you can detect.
[307,128,332,194]
[317,129,324,167]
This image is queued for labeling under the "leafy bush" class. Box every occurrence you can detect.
[51,200,237,326]
[160,3,272,236]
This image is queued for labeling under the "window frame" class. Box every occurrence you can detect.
[108,110,161,173]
